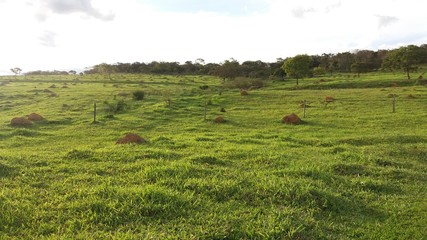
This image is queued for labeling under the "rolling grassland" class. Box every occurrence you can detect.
[0,73,426,239]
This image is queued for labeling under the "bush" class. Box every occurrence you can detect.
[132,90,145,100]
[224,77,265,89]
[104,100,128,114]
[240,89,249,96]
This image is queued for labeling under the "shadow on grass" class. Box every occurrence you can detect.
[82,185,195,227]
[340,135,427,146]
[0,162,17,178]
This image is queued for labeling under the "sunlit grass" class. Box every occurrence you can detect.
[0,72,426,239]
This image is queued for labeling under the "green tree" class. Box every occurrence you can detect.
[282,55,312,85]
[351,62,369,77]
[94,63,115,79]
[10,67,22,76]
[214,59,240,82]
[382,45,424,79]
[313,66,326,77]
[333,52,354,72]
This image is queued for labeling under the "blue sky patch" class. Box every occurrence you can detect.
[139,0,269,15]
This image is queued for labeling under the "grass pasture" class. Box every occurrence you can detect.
[0,73,426,239]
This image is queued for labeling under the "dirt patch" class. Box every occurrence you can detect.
[49,84,57,88]
[325,96,335,102]
[118,92,130,97]
[28,113,44,121]
[406,94,416,99]
[282,113,301,125]
[11,117,33,127]
[240,89,249,96]
[116,133,146,144]
[213,116,225,123]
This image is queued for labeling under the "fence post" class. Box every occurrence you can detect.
[93,102,97,123]
[303,100,307,118]
[204,96,207,121]
[392,95,396,113]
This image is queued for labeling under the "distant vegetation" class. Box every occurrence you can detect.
[19,44,427,86]
[59,44,427,82]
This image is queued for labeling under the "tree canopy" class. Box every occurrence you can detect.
[19,43,426,83]
[10,67,22,75]
[382,45,427,79]
[282,55,312,85]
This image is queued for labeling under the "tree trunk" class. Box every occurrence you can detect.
[405,66,411,80]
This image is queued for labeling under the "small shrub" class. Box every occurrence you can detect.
[118,92,130,97]
[104,100,127,114]
[224,77,265,89]
[132,90,145,100]
[240,89,249,96]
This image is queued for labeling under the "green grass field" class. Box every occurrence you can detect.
[0,72,426,239]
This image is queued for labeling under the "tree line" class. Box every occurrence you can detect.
[282,44,427,85]
[22,44,427,82]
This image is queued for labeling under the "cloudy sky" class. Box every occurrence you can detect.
[0,0,426,75]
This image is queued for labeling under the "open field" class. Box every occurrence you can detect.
[1,73,426,239]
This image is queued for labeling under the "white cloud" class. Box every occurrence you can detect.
[324,1,342,13]
[42,0,115,21]
[291,7,315,19]
[39,30,56,47]
[0,0,426,75]
[376,15,399,28]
